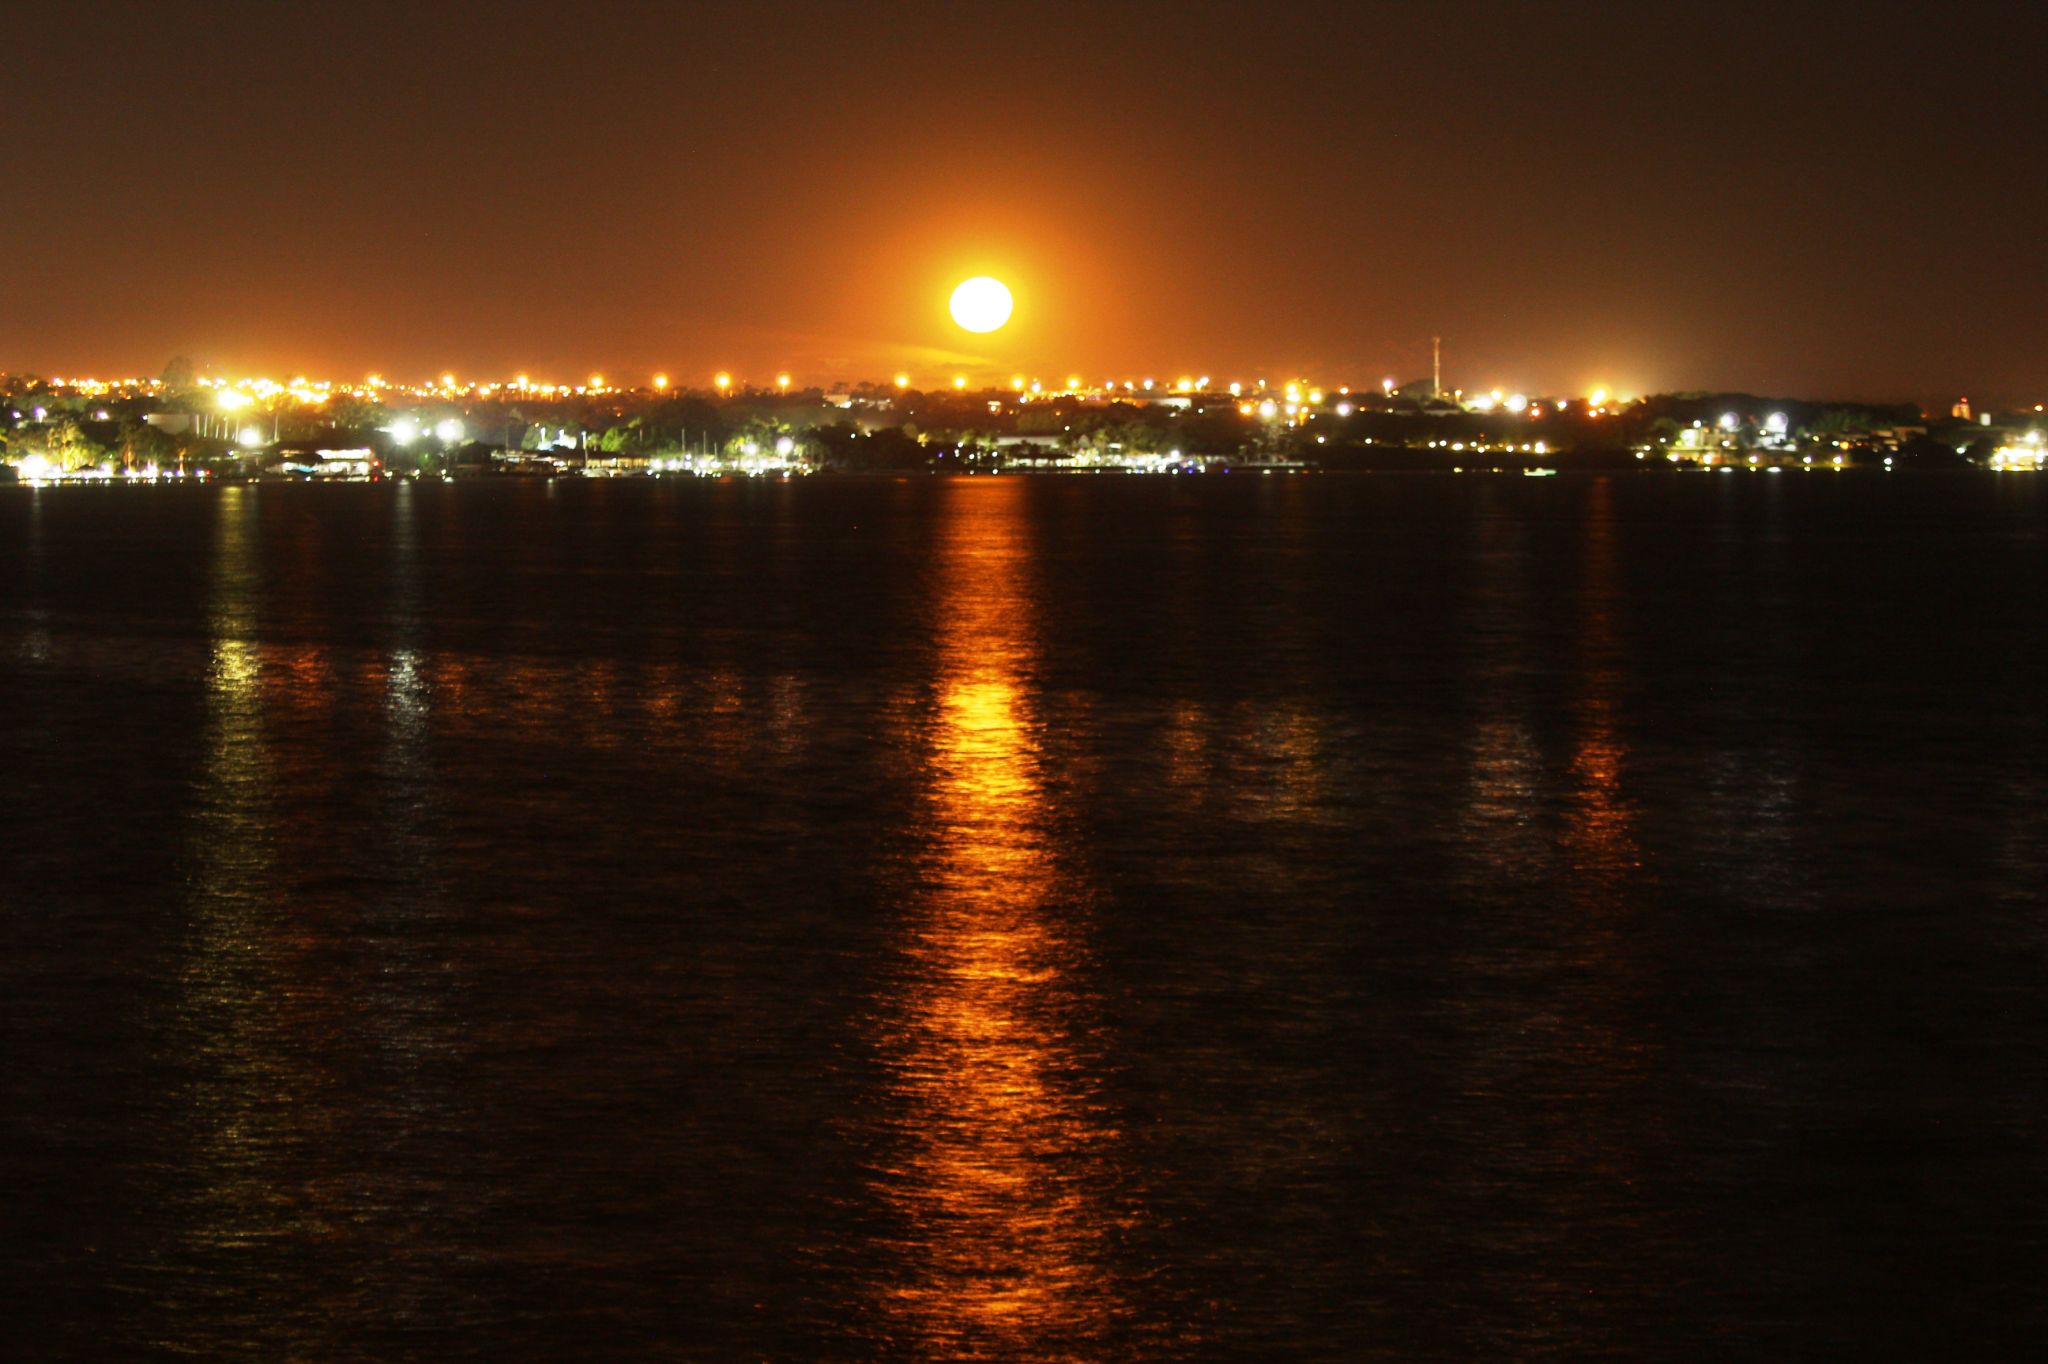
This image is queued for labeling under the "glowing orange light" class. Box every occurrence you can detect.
[868,477,1127,1353]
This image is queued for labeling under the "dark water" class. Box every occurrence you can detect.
[3,473,2045,1361]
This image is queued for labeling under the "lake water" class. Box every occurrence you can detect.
[4,473,2045,1360]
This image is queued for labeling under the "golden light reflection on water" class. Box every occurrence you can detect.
[156,488,322,1340]
[148,488,475,1354]
[1451,480,1663,1341]
[1563,480,1642,890]
[193,490,268,874]
[191,485,271,921]
[1458,498,1546,872]
[868,478,1130,1360]
[1547,479,1659,1296]
[16,486,54,665]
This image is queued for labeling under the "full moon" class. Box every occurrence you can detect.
[948,276,1014,333]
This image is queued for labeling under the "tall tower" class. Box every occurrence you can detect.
[1432,336,1442,398]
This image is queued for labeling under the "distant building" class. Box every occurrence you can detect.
[1990,436,2045,471]
[272,429,387,478]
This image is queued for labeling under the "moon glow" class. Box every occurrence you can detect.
[949,276,1014,333]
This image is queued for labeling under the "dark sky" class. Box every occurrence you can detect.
[5,0,2043,401]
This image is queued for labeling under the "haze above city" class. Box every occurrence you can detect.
[5,0,2043,403]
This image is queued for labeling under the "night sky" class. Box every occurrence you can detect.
[6,1,2043,400]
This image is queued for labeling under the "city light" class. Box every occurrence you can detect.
[1991,433,2046,470]
[1,364,2009,483]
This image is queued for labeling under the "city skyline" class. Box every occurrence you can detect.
[5,353,2042,415]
